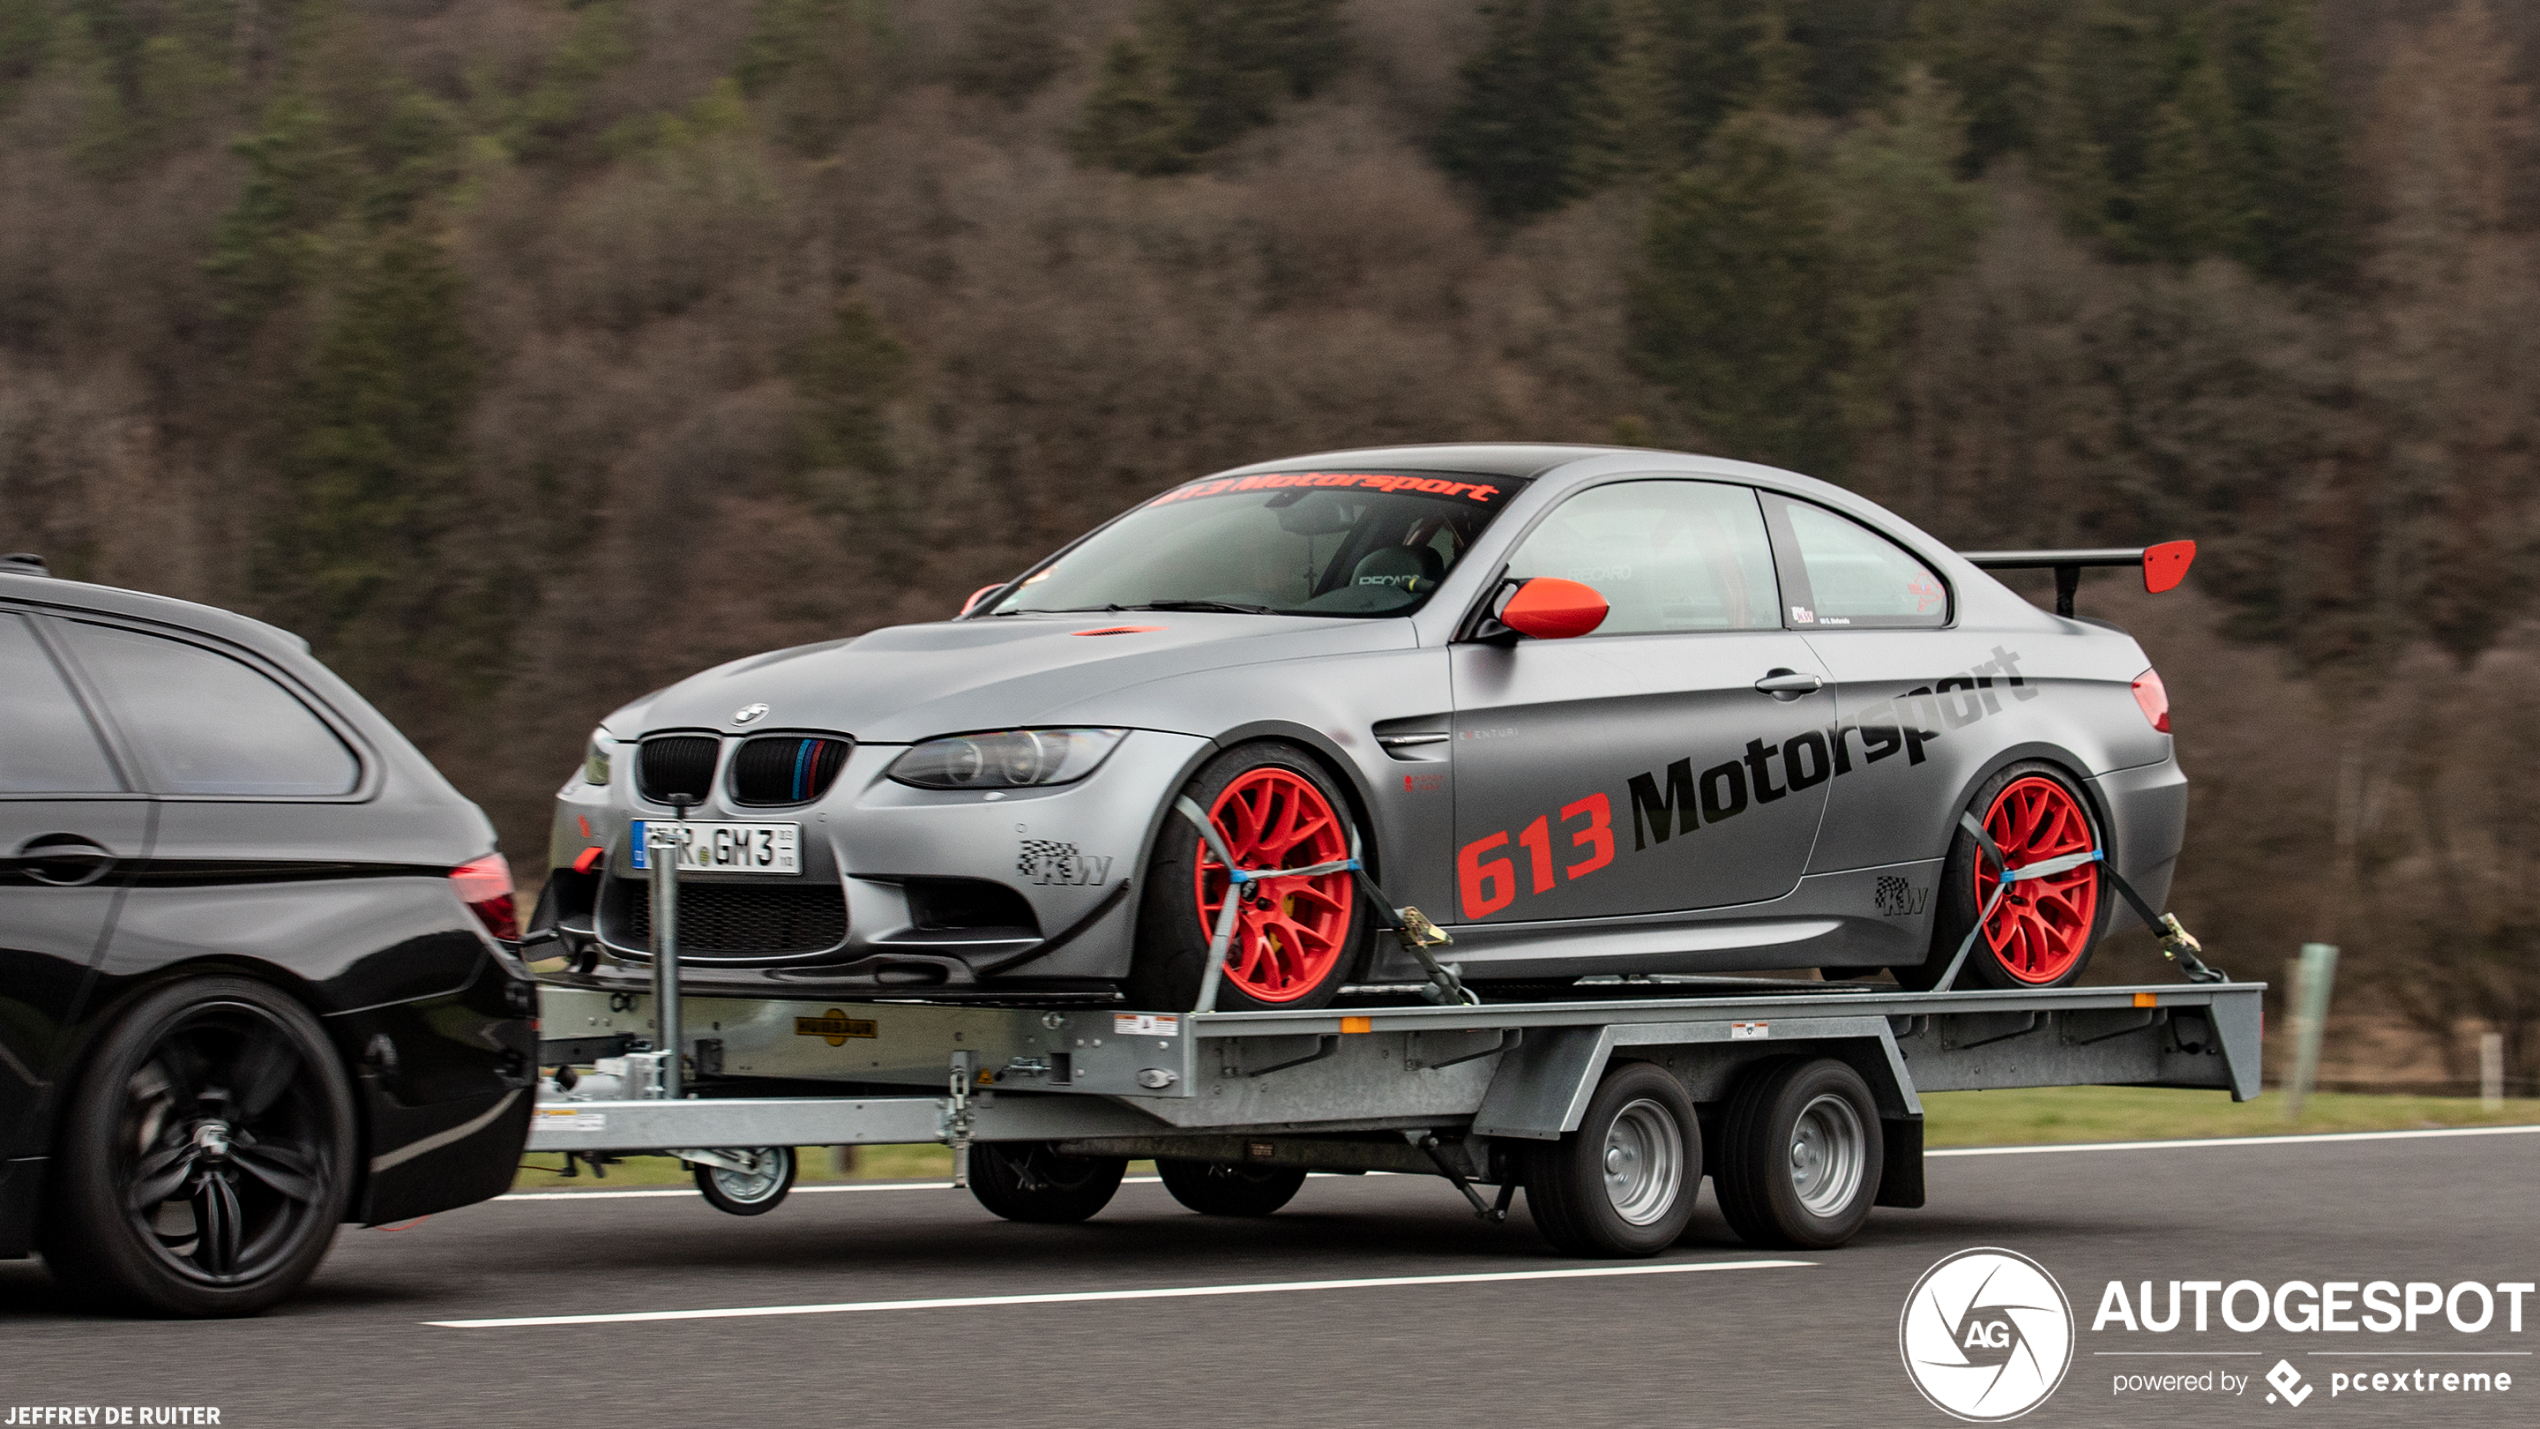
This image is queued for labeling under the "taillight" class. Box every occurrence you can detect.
[2131,668,2171,733]
[452,853,520,942]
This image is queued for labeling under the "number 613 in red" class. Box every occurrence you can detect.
[1458,792,1614,919]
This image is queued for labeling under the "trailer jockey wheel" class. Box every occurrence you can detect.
[1522,1061,1700,1257]
[968,1142,1128,1224]
[1713,1058,1884,1249]
[1157,1159,1308,1216]
[692,1146,796,1216]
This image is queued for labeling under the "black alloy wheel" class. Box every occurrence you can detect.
[1523,1060,1702,1257]
[1712,1057,1884,1250]
[41,977,355,1317]
[1156,1158,1309,1216]
[967,1141,1128,1223]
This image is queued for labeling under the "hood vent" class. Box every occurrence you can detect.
[731,734,853,806]
[637,735,719,804]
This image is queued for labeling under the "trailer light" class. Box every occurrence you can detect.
[888,728,1129,790]
[452,853,520,942]
[2131,668,2171,733]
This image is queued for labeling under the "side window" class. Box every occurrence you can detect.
[0,614,124,794]
[58,622,359,797]
[1504,480,1780,635]
[1776,499,1950,629]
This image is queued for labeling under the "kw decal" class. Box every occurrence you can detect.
[1873,875,1929,918]
[797,1009,877,1045]
[1019,839,1112,887]
[1454,648,2037,920]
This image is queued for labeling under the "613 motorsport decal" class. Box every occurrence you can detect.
[1456,647,2037,919]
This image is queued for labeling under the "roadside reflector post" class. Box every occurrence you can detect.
[2481,1031,2506,1111]
[2283,942,2337,1121]
[650,794,697,1100]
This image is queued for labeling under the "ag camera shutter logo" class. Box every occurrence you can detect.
[1900,1248,2076,1421]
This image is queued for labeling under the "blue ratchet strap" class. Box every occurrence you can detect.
[1174,798,1474,1011]
[1932,812,2224,990]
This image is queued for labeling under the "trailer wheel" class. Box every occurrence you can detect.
[968,1142,1127,1224]
[1714,1058,1883,1249]
[1522,1061,1700,1257]
[1157,1158,1308,1216]
[691,1146,796,1216]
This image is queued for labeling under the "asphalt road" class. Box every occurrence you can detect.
[3,1127,2535,1429]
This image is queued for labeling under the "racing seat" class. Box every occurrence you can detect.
[1351,544,1446,595]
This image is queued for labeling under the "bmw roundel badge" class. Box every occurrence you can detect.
[731,702,770,726]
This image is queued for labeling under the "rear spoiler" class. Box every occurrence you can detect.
[1958,540,2195,617]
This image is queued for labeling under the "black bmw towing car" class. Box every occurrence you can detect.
[0,554,537,1316]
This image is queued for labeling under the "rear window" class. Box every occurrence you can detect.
[1769,497,1950,629]
[58,622,360,797]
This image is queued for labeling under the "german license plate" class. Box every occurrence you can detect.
[629,821,800,875]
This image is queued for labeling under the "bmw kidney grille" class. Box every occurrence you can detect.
[636,735,719,803]
[731,734,853,806]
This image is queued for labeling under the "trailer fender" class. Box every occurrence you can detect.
[1470,1016,1920,1141]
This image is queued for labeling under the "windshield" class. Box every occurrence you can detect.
[987,470,1526,619]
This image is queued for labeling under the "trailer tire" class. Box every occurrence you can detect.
[1157,1159,1308,1216]
[1522,1061,1700,1257]
[1714,1057,1883,1250]
[967,1142,1127,1224]
[691,1146,795,1216]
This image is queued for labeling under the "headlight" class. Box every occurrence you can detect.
[887,728,1128,790]
[583,729,616,785]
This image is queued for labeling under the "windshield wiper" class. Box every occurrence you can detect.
[1119,599,1280,615]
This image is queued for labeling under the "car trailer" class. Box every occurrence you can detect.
[524,971,2260,1253]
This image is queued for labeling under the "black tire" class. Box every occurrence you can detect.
[1522,1061,1700,1257]
[1892,760,2109,992]
[1156,1158,1309,1216]
[39,977,356,1317]
[1126,742,1371,1014]
[1714,1057,1883,1250]
[968,1142,1127,1223]
[692,1146,796,1216]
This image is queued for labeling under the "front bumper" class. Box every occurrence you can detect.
[545,730,1212,995]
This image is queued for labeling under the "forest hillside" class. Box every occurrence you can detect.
[5,0,2538,1083]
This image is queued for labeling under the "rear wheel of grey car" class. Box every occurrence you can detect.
[1893,760,2108,992]
[1713,1057,1882,1250]
[1523,1061,1700,1257]
[1126,743,1371,1014]
[1157,1159,1308,1216]
[967,1142,1127,1224]
[40,978,355,1318]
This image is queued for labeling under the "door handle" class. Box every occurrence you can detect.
[17,835,115,887]
[1753,669,1825,701]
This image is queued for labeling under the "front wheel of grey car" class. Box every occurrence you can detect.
[40,977,356,1318]
[1125,743,1371,1014]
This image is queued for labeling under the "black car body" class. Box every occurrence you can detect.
[0,563,535,1310]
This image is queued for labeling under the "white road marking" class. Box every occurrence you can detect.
[430,1258,1813,1328]
[1929,1123,2540,1157]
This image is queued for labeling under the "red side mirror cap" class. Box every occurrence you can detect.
[1499,578,1609,640]
[2143,540,2195,594]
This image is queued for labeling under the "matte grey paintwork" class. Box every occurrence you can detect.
[551,444,2186,996]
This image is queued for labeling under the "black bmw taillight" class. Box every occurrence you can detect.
[731,734,853,806]
[637,736,719,803]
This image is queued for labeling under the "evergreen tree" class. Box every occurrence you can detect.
[1435,0,1614,216]
[1073,0,1349,174]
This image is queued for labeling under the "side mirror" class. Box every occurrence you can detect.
[1497,577,1609,640]
[960,583,1006,616]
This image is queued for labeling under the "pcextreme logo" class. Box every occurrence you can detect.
[1901,1248,2076,1422]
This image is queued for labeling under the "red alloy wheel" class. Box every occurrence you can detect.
[1191,768,1356,1003]
[1973,776,2101,984]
